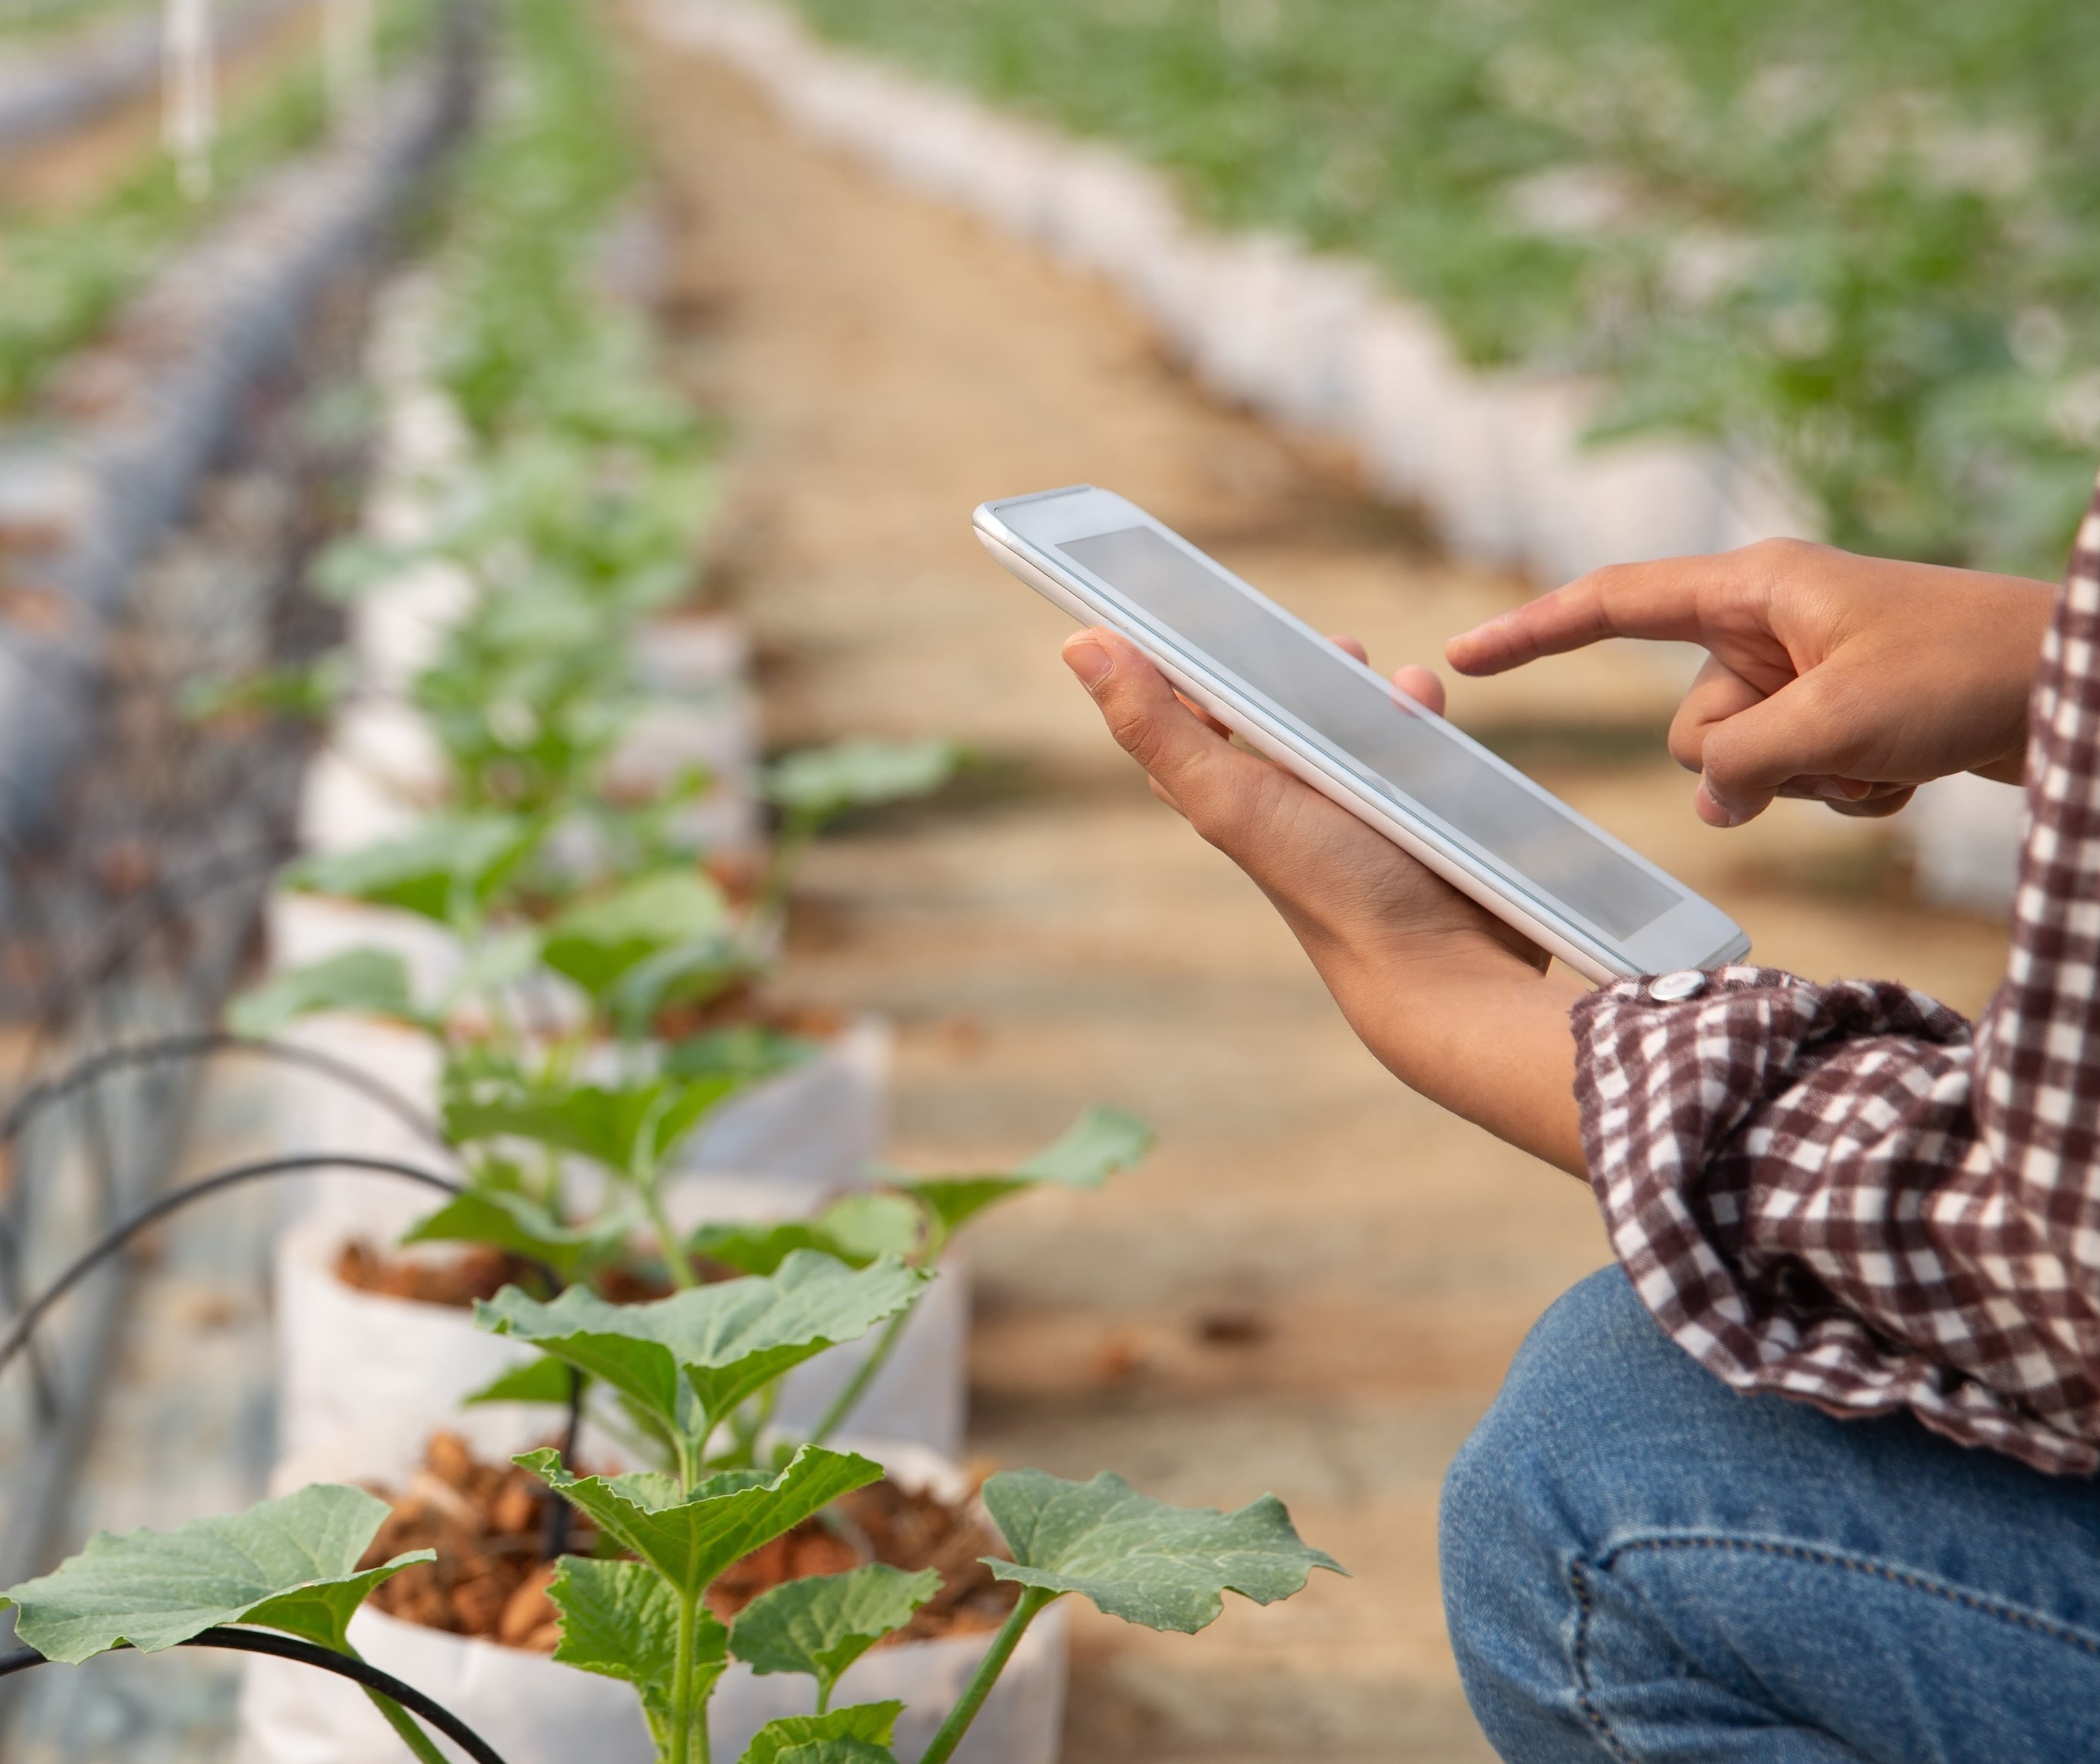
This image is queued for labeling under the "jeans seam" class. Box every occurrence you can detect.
[1567,1556,1640,1763]
[1566,1533,2100,1760]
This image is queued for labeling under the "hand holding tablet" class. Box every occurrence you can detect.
[975,485,1750,982]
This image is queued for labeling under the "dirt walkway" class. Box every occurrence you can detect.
[630,36,2012,1763]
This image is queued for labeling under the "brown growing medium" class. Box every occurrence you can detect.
[358,1433,1019,1651]
[334,1239,536,1307]
[652,985,846,1043]
[332,1238,736,1307]
[360,1432,580,1650]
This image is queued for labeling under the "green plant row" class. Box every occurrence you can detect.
[785,0,2100,577]
[0,0,432,415]
[30,1,1346,1756]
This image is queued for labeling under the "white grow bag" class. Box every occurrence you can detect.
[273,1211,969,1461]
[236,1420,1064,1764]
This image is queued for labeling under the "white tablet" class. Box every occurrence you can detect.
[974,485,1749,982]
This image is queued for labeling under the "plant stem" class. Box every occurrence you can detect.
[360,1682,454,1764]
[668,1587,701,1764]
[639,1178,697,1290]
[806,1299,914,1448]
[916,1588,1054,1764]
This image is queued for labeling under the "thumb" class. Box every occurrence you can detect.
[1694,669,1871,826]
[1061,627,1263,827]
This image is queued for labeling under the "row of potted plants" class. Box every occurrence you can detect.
[0,0,1344,1757]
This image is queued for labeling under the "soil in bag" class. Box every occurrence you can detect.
[358,1434,1020,1651]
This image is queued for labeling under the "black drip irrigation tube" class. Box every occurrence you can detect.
[0,1152,465,1378]
[0,1630,510,1764]
[0,1030,452,1157]
[0,1141,586,1557]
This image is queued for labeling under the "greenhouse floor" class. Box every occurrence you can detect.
[631,29,2014,1763]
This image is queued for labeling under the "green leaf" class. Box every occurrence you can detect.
[737,1702,903,1764]
[687,1193,920,1275]
[0,1485,431,1663]
[813,1194,924,1265]
[663,1026,814,1085]
[730,1567,938,1704]
[904,1106,1152,1238]
[549,1556,724,1747]
[777,1739,898,1764]
[403,1185,635,1283]
[765,738,959,823]
[606,935,752,1039]
[445,926,543,1007]
[981,1470,1342,1635]
[689,1219,861,1278]
[1013,1106,1154,1185]
[476,1252,930,1438]
[541,870,730,1003]
[772,1743,899,1764]
[293,815,538,925]
[519,1447,881,1602]
[225,949,421,1037]
[464,1355,576,1406]
[443,1071,745,1178]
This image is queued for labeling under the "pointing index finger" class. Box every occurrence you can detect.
[1444,556,1725,676]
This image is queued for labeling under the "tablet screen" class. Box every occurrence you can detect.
[1058,525,1679,940]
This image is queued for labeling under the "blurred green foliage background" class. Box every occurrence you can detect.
[791,0,2100,577]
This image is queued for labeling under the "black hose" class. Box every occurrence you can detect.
[0,1031,451,1156]
[0,1152,463,1378]
[0,1628,510,1764]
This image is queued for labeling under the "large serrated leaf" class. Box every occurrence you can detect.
[475,1252,929,1436]
[981,1470,1342,1635]
[292,815,537,925]
[541,870,731,1003]
[549,1555,724,1747]
[904,1105,1153,1239]
[225,949,421,1037]
[0,1485,431,1662]
[738,1702,903,1764]
[519,1446,881,1602]
[404,1185,635,1283]
[764,738,958,821]
[729,1565,939,1703]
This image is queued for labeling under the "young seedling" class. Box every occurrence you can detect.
[478,1256,1339,1764]
[527,1445,887,1764]
[0,1485,463,1764]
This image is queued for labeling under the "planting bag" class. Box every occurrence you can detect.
[272,1213,968,1458]
[238,1427,1065,1764]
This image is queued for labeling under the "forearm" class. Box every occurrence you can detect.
[1286,917,1590,1176]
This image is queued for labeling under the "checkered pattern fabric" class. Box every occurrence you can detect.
[1571,479,2100,1476]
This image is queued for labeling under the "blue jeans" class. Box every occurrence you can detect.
[1440,1267,2100,1762]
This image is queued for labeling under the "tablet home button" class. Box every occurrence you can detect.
[1647,969,1707,1002]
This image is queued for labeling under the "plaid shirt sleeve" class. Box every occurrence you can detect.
[1571,477,2100,1476]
